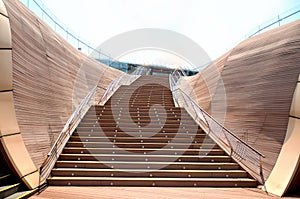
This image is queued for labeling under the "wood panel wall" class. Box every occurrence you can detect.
[3,0,121,168]
[188,20,300,180]
[188,51,230,111]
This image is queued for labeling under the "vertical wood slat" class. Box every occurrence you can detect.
[3,0,121,168]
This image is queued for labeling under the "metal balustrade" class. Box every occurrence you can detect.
[169,69,265,184]
[20,0,300,62]
[39,85,97,182]
[39,66,147,184]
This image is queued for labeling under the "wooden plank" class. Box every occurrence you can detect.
[30,186,298,199]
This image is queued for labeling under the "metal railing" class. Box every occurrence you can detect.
[20,0,121,66]
[246,4,300,38]
[39,85,97,182]
[21,0,300,62]
[98,67,148,105]
[169,70,265,183]
[99,73,126,105]
[39,67,144,182]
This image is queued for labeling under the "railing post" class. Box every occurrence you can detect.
[220,126,232,155]
[68,123,71,136]
[259,156,266,185]
[38,167,41,192]
[54,144,58,159]
[200,109,210,130]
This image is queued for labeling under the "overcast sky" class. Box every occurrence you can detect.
[40,0,300,68]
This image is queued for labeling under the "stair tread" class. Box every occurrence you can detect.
[64,147,222,150]
[61,150,223,158]
[52,168,246,173]
[64,146,220,151]
[70,138,207,141]
[56,160,237,165]
[48,76,257,187]
[48,176,255,181]
[72,133,205,136]
[60,154,229,158]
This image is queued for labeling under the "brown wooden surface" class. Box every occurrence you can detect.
[188,20,300,181]
[31,186,299,199]
[188,51,230,111]
[47,76,257,187]
[3,0,121,168]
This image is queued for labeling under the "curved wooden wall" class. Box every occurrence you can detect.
[264,75,300,196]
[0,0,39,189]
[188,51,231,111]
[189,20,300,182]
[0,0,121,188]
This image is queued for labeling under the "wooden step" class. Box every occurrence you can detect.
[68,135,211,142]
[93,106,183,112]
[63,145,223,155]
[81,117,197,123]
[76,125,203,134]
[78,122,197,128]
[83,113,194,119]
[55,161,240,170]
[51,168,248,178]
[81,117,197,124]
[69,135,213,143]
[105,103,175,107]
[73,130,205,137]
[48,76,257,188]
[66,137,217,149]
[59,154,231,162]
[88,112,190,116]
[60,153,231,163]
[47,176,257,187]
[65,141,220,149]
[93,104,180,114]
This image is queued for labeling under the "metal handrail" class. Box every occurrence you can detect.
[98,67,145,105]
[40,68,145,182]
[27,0,118,64]
[39,85,97,181]
[247,6,300,38]
[169,69,265,183]
[23,0,300,64]
[99,73,126,105]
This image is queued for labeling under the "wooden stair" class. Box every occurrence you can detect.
[48,76,257,187]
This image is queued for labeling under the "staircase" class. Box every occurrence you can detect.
[48,76,257,187]
[0,152,36,198]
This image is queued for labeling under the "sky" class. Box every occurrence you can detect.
[39,0,300,69]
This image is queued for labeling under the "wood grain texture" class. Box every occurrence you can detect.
[189,51,230,111]
[188,20,300,180]
[3,0,121,168]
[30,186,299,199]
